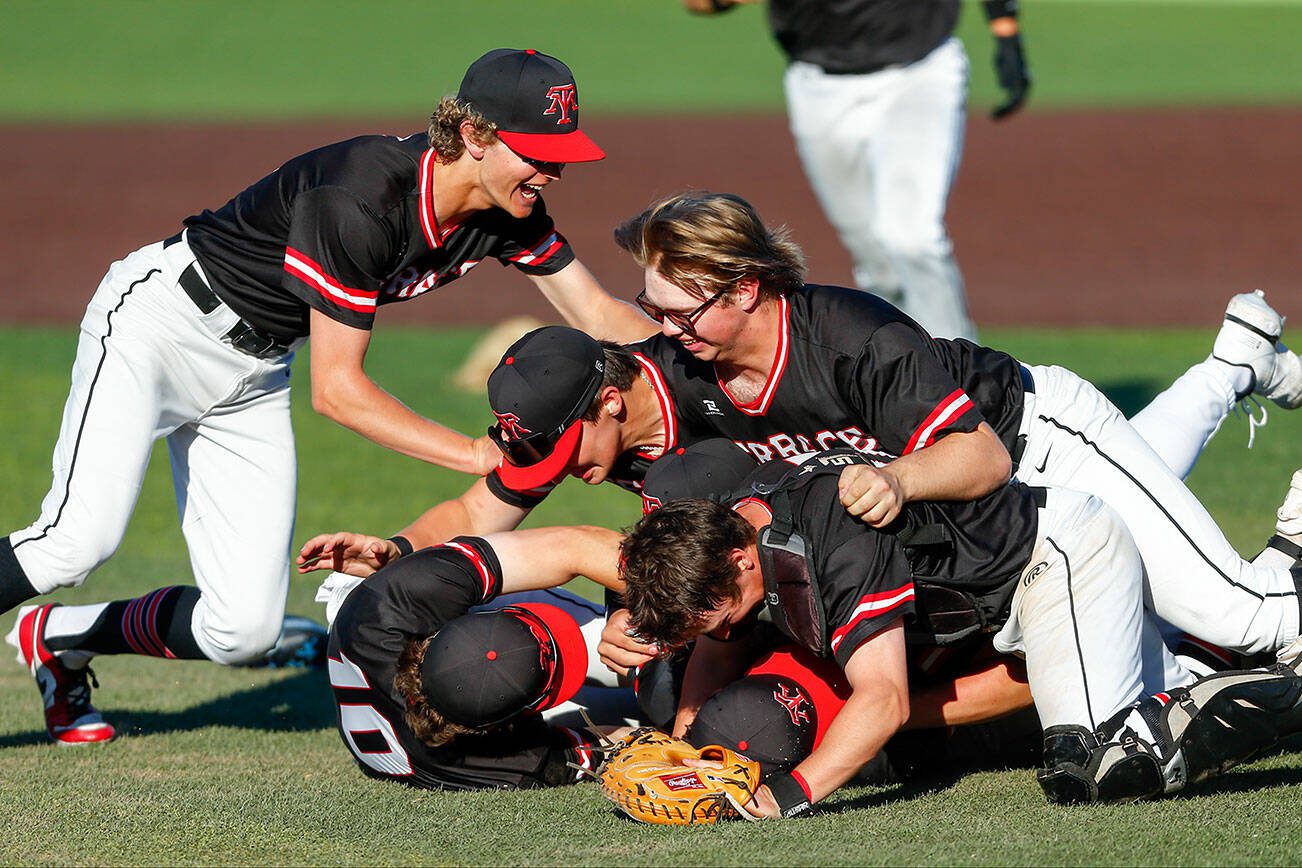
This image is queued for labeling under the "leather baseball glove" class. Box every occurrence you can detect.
[596,728,762,825]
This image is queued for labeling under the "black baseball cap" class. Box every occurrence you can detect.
[487,326,605,491]
[686,674,817,780]
[458,48,605,164]
[420,603,588,729]
[640,438,760,512]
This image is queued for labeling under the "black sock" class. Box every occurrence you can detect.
[0,537,39,614]
[45,586,207,660]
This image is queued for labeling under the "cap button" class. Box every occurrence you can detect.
[738,740,749,751]
[486,650,498,661]
[505,356,515,365]
[525,49,536,55]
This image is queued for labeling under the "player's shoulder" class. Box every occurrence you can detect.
[626,334,713,382]
[789,284,918,352]
[282,133,425,208]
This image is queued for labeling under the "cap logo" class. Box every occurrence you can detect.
[493,411,532,441]
[543,84,578,125]
[772,683,811,726]
[659,771,706,791]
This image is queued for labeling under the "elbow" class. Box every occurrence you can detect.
[890,688,911,732]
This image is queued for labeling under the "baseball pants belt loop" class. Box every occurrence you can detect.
[1029,485,1048,509]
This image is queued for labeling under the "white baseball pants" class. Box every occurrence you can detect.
[783,37,976,340]
[9,236,298,664]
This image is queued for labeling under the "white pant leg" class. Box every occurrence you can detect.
[1128,358,1240,480]
[994,489,1183,730]
[784,38,975,340]
[1014,365,1299,654]
[10,242,248,590]
[173,363,296,665]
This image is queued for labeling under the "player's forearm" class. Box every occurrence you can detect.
[311,374,479,474]
[530,262,657,344]
[892,422,1011,503]
[788,683,908,804]
[489,525,624,592]
[902,658,1031,730]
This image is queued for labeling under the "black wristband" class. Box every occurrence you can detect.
[982,0,1018,21]
[710,0,737,11]
[387,535,414,558]
[766,771,815,818]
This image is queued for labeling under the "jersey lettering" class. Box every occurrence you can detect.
[339,704,414,776]
[734,427,891,466]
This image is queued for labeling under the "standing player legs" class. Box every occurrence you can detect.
[1015,365,1300,655]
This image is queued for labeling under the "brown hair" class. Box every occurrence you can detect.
[394,636,477,747]
[581,341,641,421]
[427,96,499,163]
[613,192,806,303]
[619,499,756,647]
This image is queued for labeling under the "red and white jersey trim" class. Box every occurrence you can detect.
[720,296,790,416]
[632,352,679,449]
[418,148,441,249]
[509,230,565,266]
[903,388,974,454]
[440,541,496,601]
[829,584,915,652]
[284,248,378,313]
[732,497,773,523]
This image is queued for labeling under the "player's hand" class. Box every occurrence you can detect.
[990,33,1030,120]
[838,464,904,527]
[297,532,398,577]
[469,434,502,476]
[598,608,660,676]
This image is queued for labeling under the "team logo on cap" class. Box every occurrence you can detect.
[772,683,811,726]
[544,84,578,125]
[493,411,532,441]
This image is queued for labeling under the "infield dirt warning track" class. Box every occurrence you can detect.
[3,108,1298,328]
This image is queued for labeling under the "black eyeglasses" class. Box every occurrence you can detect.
[635,286,728,333]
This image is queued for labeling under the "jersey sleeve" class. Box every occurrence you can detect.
[851,321,989,456]
[819,529,916,670]
[491,203,575,277]
[485,467,556,506]
[282,185,398,329]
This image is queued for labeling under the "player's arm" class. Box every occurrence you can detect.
[528,260,657,344]
[902,655,1031,730]
[308,309,500,475]
[750,620,910,817]
[297,477,530,576]
[682,0,759,12]
[983,0,1030,120]
[838,422,1011,527]
[483,525,625,593]
[671,632,760,737]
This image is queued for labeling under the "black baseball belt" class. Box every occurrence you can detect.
[164,232,292,360]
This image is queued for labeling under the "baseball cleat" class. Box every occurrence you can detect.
[1211,290,1301,408]
[5,604,115,745]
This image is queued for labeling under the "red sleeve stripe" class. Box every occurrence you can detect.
[791,769,812,800]
[509,231,564,266]
[284,248,378,313]
[418,148,441,249]
[632,352,678,448]
[829,584,915,652]
[902,389,974,455]
[440,541,496,600]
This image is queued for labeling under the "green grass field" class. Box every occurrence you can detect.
[1,0,1300,121]
[1,324,1299,866]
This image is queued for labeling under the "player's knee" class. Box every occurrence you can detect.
[194,610,283,666]
[18,533,118,592]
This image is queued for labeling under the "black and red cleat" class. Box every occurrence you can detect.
[6,604,115,745]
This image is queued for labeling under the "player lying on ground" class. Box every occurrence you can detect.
[319,524,636,790]
[1,48,656,745]
[618,442,1302,815]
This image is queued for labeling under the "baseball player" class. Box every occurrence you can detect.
[601,191,1302,677]
[321,524,634,790]
[617,448,1302,813]
[685,0,1032,340]
[1,48,652,746]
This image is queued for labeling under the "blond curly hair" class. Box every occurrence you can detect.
[427,96,499,163]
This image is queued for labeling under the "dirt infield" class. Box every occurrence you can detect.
[2,108,1298,328]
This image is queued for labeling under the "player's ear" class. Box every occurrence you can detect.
[599,385,624,419]
[733,276,763,311]
[460,121,488,160]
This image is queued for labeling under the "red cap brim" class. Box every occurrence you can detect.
[498,129,605,163]
[495,419,583,491]
[512,602,588,710]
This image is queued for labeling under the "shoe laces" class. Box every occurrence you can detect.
[1232,395,1268,449]
[59,665,101,714]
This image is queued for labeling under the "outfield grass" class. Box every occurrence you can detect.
[0,324,1299,865]
[0,1,1299,121]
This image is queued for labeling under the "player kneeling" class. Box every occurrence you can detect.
[324,527,630,790]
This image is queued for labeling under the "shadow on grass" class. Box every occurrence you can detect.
[0,667,334,749]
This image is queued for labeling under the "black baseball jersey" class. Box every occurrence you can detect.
[326,537,599,791]
[183,133,574,340]
[739,450,1037,669]
[630,285,1026,468]
[768,0,960,74]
